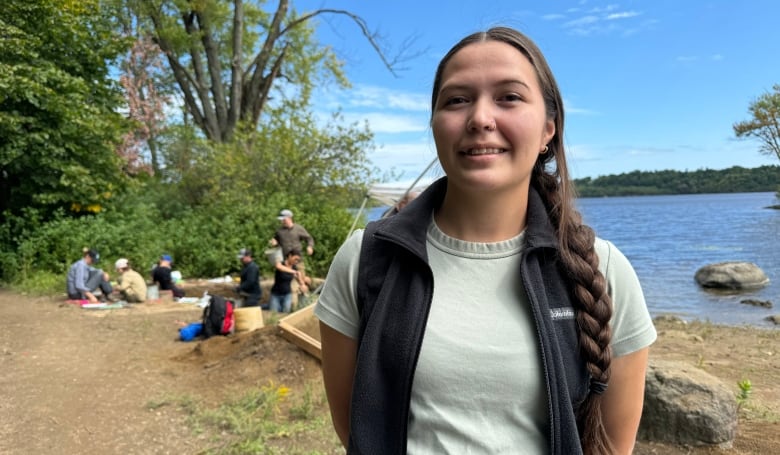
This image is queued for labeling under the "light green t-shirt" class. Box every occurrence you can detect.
[315,221,657,454]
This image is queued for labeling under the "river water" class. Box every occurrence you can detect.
[368,192,780,327]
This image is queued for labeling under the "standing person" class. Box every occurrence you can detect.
[315,27,657,455]
[269,209,314,289]
[235,248,262,307]
[66,248,113,303]
[112,258,147,303]
[151,254,185,298]
[269,249,304,313]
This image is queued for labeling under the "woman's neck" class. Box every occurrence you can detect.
[434,183,530,242]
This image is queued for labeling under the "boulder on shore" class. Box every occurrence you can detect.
[766,314,780,325]
[640,360,737,447]
[694,261,769,291]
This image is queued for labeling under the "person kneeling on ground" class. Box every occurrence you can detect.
[66,249,113,303]
[151,254,185,299]
[270,249,305,313]
[113,258,147,303]
[235,248,262,307]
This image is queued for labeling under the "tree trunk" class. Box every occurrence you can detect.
[142,0,397,143]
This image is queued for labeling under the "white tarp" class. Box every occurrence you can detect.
[346,158,439,239]
[367,177,436,207]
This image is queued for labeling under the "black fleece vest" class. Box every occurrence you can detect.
[349,177,589,455]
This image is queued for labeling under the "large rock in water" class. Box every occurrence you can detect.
[694,261,769,290]
[639,360,737,447]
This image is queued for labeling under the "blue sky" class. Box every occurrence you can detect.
[296,0,780,180]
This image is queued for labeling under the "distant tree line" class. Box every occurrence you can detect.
[574,165,780,197]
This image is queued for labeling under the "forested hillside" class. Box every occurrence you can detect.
[574,165,780,197]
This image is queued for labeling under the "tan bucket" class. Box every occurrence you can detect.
[146,284,159,300]
[264,247,283,266]
[234,306,264,332]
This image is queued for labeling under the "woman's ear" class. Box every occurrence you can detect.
[543,119,556,147]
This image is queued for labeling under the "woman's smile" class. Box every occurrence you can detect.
[461,147,507,156]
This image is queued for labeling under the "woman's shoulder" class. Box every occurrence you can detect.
[593,236,628,255]
[593,237,634,274]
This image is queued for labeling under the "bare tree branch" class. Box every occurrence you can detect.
[282,8,400,77]
[138,0,418,142]
[243,0,288,118]
[251,44,288,126]
[182,10,220,140]
[228,0,243,135]
[195,11,229,140]
[148,8,207,133]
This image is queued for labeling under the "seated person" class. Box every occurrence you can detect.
[235,248,262,307]
[112,258,147,303]
[151,254,185,298]
[66,249,113,303]
[270,249,305,313]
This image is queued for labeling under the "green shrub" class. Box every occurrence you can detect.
[2,188,357,284]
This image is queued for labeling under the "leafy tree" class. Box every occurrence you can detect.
[161,109,375,210]
[117,35,170,176]
[0,0,130,224]
[734,84,780,162]
[125,0,404,142]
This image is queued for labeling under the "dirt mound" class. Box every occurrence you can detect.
[173,325,322,401]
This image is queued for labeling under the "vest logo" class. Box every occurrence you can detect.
[550,307,575,320]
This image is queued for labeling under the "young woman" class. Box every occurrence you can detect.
[315,27,656,455]
[270,248,303,313]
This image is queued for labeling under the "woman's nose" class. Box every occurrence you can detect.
[467,101,496,132]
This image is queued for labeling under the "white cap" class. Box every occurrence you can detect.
[277,209,293,220]
[115,258,129,270]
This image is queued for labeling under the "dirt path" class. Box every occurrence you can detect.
[1,289,778,454]
[0,289,324,454]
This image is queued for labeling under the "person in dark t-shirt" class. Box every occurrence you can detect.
[151,254,184,298]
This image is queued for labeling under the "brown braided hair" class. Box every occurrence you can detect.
[431,27,615,454]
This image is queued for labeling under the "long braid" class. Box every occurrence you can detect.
[519,23,616,451]
[533,163,614,455]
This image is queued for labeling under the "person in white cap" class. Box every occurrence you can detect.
[269,209,314,293]
[113,258,147,303]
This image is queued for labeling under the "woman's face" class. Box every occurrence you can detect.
[432,40,555,194]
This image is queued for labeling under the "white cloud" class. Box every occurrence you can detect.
[606,11,640,20]
[588,4,619,14]
[346,85,429,112]
[554,6,646,36]
[567,143,602,162]
[564,98,599,115]
[341,112,429,134]
[627,147,657,156]
[564,15,600,28]
[369,141,440,178]
[675,54,724,64]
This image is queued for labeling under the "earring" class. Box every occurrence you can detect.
[541,145,549,154]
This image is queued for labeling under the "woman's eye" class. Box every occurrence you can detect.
[499,93,522,102]
[444,96,468,106]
